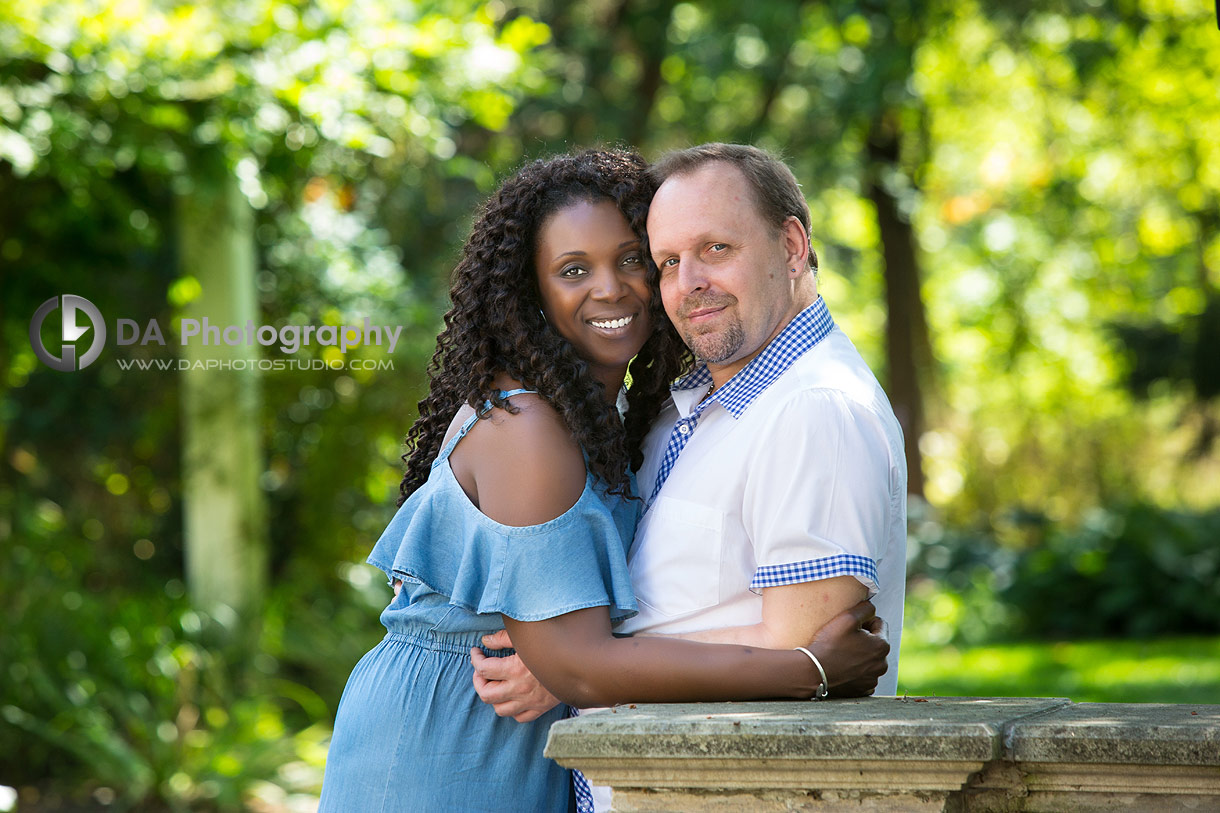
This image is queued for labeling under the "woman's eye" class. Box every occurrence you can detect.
[560,266,586,278]
[621,254,642,267]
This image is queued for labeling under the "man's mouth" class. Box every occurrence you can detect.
[679,295,736,321]
[685,306,725,321]
[588,314,636,329]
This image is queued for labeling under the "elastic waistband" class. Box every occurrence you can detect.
[383,631,516,658]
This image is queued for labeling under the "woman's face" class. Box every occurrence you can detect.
[534,198,653,383]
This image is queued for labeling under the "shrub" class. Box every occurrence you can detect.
[0,535,380,810]
[905,501,1220,644]
[1001,503,1220,639]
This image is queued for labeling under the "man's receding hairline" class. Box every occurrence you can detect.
[652,159,775,230]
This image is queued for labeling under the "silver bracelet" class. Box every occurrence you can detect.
[793,646,829,700]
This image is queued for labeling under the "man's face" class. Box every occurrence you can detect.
[647,162,801,382]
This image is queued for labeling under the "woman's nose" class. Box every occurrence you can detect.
[590,267,629,301]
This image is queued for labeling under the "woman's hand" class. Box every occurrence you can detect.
[806,600,890,697]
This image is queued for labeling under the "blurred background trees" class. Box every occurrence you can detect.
[2,0,1217,808]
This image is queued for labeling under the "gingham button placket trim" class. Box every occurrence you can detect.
[646,297,835,508]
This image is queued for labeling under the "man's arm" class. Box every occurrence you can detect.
[722,390,895,648]
[636,575,865,648]
[471,634,561,722]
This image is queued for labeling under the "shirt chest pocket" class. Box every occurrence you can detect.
[628,496,725,618]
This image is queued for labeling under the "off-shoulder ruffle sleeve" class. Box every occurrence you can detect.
[367,467,639,623]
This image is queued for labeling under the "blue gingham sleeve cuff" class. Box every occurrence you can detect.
[749,554,878,596]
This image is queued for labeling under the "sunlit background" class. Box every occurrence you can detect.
[2,0,1218,809]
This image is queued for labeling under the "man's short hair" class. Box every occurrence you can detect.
[650,143,817,273]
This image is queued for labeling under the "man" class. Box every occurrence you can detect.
[474,144,907,802]
[617,142,905,665]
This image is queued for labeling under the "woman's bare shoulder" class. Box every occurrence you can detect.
[450,384,587,526]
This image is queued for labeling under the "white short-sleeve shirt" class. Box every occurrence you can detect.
[618,298,907,695]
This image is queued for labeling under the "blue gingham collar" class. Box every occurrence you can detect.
[672,296,835,419]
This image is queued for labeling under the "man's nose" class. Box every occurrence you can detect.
[675,256,710,294]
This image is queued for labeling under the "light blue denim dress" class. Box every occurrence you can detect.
[319,391,639,813]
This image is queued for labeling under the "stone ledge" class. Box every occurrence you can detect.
[545,697,1220,811]
[549,698,1070,765]
[1008,702,1220,765]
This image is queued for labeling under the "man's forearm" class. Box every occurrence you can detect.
[634,623,785,648]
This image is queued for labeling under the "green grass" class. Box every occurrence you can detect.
[896,636,1220,703]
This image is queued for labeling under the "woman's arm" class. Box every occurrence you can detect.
[501,601,887,708]
[472,599,886,719]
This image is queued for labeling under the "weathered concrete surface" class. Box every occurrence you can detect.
[545,698,1220,812]
[1008,702,1220,765]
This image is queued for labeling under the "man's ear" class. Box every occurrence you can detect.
[781,216,810,275]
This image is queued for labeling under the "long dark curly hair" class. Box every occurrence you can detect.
[397,148,691,505]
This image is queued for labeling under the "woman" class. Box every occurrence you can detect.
[319,149,887,812]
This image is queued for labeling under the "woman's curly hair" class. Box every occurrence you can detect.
[397,148,692,505]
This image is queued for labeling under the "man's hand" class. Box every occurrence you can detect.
[470,629,562,722]
[808,600,890,698]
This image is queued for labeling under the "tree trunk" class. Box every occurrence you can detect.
[622,0,677,147]
[177,156,266,619]
[867,116,928,497]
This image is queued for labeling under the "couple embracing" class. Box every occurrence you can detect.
[319,144,907,812]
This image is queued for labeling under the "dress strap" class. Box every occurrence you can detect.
[435,411,483,465]
[475,388,538,418]
[433,389,539,464]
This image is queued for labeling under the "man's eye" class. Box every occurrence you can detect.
[709,243,728,253]
[661,257,678,269]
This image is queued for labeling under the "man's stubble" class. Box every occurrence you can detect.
[683,316,745,366]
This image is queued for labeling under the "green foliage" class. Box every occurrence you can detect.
[2,556,321,809]
[903,505,1017,647]
[0,0,544,179]
[1003,503,1220,639]
[913,0,1220,517]
[906,502,1220,645]
[1112,291,1220,401]
[1,514,389,808]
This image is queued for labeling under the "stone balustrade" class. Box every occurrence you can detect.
[545,697,1220,811]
